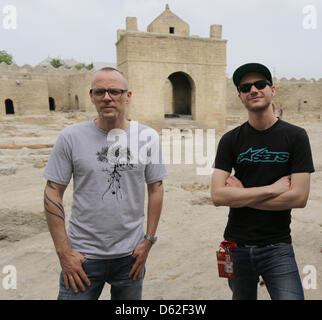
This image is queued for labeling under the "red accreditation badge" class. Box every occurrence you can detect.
[216,251,234,278]
[216,240,237,278]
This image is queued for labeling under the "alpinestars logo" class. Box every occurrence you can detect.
[237,147,290,164]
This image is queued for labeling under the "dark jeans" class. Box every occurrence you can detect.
[228,243,304,300]
[57,255,145,300]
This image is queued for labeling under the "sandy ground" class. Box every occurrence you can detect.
[0,112,321,300]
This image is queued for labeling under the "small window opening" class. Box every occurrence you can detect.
[169,27,174,34]
[5,99,15,114]
[49,97,56,111]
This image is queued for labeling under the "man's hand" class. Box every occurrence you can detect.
[269,175,291,196]
[128,240,152,280]
[58,249,91,293]
[226,175,244,188]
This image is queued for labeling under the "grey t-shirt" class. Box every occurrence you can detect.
[43,120,168,259]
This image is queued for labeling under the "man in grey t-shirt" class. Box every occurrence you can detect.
[43,67,167,300]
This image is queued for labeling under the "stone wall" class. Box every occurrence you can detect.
[0,62,93,117]
[1,64,322,126]
[69,73,93,112]
[0,78,48,115]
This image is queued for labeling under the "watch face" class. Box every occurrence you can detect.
[145,235,157,243]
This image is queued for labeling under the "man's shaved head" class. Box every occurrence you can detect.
[91,67,129,89]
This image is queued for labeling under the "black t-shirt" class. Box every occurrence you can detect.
[214,119,315,245]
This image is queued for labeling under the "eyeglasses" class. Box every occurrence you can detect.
[238,80,272,93]
[90,88,128,99]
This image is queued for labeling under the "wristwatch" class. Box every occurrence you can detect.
[144,234,158,245]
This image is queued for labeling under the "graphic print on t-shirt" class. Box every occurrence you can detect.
[96,145,136,200]
[237,147,290,164]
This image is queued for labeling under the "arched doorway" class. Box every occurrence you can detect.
[75,95,79,110]
[49,97,55,111]
[167,72,193,117]
[5,99,14,114]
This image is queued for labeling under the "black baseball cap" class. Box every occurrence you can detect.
[233,63,273,88]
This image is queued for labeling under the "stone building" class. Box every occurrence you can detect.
[116,4,227,130]
[0,62,93,116]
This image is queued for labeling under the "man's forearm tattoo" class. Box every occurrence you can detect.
[47,180,56,190]
[44,190,65,222]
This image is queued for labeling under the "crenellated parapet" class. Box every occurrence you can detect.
[0,61,94,77]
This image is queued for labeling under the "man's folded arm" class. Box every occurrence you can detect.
[211,168,285,208]
[249,173,311,211]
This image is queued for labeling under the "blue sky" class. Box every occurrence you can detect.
[1,0,322,79]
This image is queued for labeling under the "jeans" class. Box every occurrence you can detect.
[57,255,145,300]
[228,243,304,300]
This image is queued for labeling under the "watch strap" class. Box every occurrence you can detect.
[144,234,157,244]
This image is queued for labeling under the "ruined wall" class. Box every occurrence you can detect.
[0,64,50,116]
[0,62,93,117]
[0,78,48,115]
[46,75,70,111]
[1,61,321,126]
[68,72,93,112]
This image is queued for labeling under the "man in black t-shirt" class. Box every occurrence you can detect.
[211,63,314,300]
